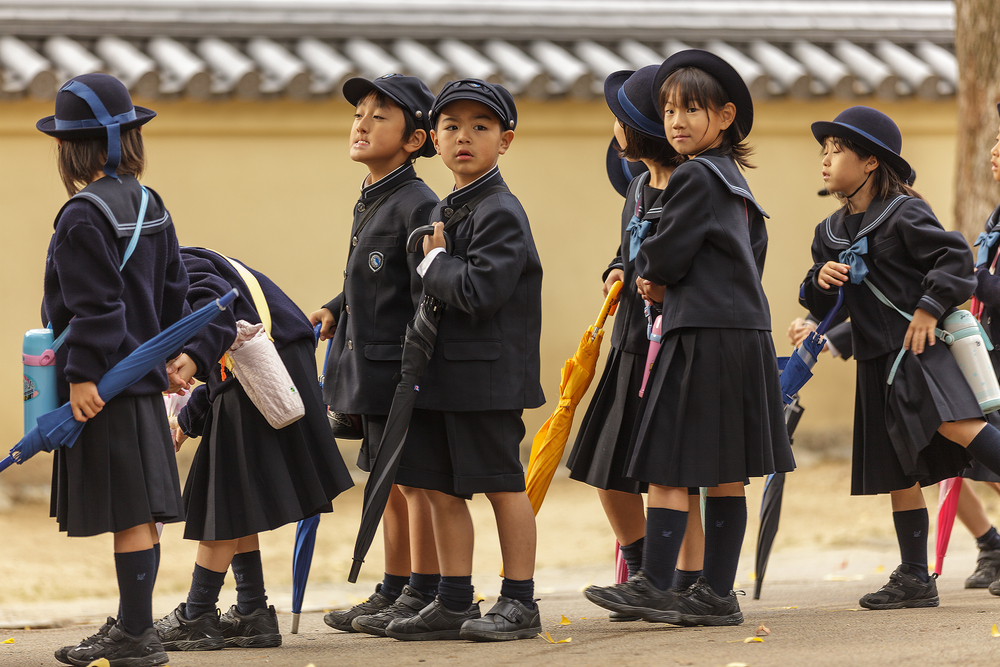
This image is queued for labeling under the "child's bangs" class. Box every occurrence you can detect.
[659,67,728,113]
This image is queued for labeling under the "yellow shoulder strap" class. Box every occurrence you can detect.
[205,249,272,340]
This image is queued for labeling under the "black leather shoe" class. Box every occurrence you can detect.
[324,584,395,632]
[583,571,679,623]
[153,603,225,651]
[219,605,282,648]
[385,597,481,641]
[353,585,432,637]
[460,596,541,641]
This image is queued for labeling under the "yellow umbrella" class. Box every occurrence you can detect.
[525,280,623,514]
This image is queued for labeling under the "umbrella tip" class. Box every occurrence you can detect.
[291,613,300,634]
[348,559,363,584]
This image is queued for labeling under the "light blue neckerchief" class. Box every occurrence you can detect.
[975,230,1000,266]
[838,236,869,284]
[626,172,652,262]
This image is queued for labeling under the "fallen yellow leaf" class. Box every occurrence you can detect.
[756,623,771,636]
[86,660,111,667]
[744,636,764,643]
[559,615,571,626]
[2,638,13,644]
[748,571,757,581]
[876,564,885,573]
[539,631,571,644]
[991,624,999,638]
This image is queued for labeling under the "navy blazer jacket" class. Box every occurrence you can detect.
[801,195,974,362]
[414,167,545,412]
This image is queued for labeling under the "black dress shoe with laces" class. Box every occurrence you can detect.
[353,585,432,637]
[460,596,541,641]
[219,605,282,648]
[324,583,396,632]
[658,578,744,626]
[153,603,226,651]
[65,622,168,667]
[583,571,679,623]
[384,597,481,641]
[859,564,939,610]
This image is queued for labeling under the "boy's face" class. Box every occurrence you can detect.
[991,122,1000,184]
[350,95,413,174]
[821,137,877,196]
[431,100,513,188]
[662,95,734,157]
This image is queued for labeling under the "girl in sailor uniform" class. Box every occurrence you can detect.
[802,105,1000,610]
[566,65,705,610]
[585,50,793,627]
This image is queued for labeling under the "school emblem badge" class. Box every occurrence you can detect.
[368,251,384,272]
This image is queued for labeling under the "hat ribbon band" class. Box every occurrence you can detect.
[617,87,665,138]
[833,122,899,158]
[53,108,137,131]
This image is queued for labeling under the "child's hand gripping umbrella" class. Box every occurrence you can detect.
[778,287,845,403]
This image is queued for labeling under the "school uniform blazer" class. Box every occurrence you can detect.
[322,163,438,415]
[42,175,189,401]
[177,248,315,436]
[414,167,545,412]
[607,173,669,355]
[972,204,1000,368]
[800,195,975,362]
[634,149,771,334]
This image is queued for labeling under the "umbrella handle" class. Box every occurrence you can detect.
[348,558,363,584]
[594,281,623,330]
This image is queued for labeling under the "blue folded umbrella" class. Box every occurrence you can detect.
[291,513,320,634]
[0,288,239,472]
[778,288,844,404]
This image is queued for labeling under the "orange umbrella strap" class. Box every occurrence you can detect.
[594,281,623,332]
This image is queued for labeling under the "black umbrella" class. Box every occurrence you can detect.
[752,397,804,600]
[348,293,444,583]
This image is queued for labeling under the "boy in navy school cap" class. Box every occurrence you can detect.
[383,79,545,642]
[309,74,444,635]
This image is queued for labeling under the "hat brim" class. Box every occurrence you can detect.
[36,106,156,138]
[652,49,753,141]
[811,120,912,181]
[606,137,648,198]
[343,77,436,158]
[603,69,634,125]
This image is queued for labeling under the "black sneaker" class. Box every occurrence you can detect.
[608,610,640,622]
[384,597,481,641]
[859,564,939,609]
[583,571,679,623]
[56,616,117,664]
[966,549,1000,588]
[460,596,541,641]
[987,578,1000,596]
[65,622,168,667]
[153,603,226,651]
[219,605,282,648]
[658,578,744,626]
[324,584,395,632]
[352,585,432,637]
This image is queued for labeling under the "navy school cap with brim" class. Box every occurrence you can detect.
[36,73,156,180]
[811,106,911,181]
[343,74,437,158]
[652,49,754,142]
[606,137,649,198]
[605,66,667,141]
[430,79,517,131]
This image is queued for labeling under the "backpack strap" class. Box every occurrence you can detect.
[206,251,272,340]
[441,184,510,234]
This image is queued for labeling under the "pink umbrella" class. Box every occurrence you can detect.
[638,313,662,397]
[615,541,629,584]
[934,477,963,576]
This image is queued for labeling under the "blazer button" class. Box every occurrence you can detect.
[345,305,351,315]
[347,340,354,350]
[443,207,454,217]
[343,270,348,278]
[352,236,358,246]
[357,202,366,212]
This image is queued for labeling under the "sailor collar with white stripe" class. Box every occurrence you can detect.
[683,149,768,219]
[444,165,503,207]
[359,162,416,201]
[822,194,910,247]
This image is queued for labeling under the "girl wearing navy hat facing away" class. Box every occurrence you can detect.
[567,65,705,614]
[585,50,793,627]
[39,73,188,666]
[801,105,1000,610]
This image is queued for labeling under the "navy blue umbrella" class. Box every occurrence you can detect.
[778,287,844,404]
[0,288,239,472]
[291,513,320,634]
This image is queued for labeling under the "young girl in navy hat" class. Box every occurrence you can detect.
[801,105,1000,610]
[567,65,704,617]
[39,73,187,666]
[585,49,793,627]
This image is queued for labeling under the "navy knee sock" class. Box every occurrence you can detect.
[500,578,536,609]
[118,543,159,622]
[381,573,409,601]
[967,426,1000,478]
[672,568,703,592]
[437,575,474,611]
[977,526,1000,551]
[702,496,747,598]
[893,508,930,582]
[185,564,226,619]
[619,538,644,579]
[642,508,688,591]
[231,550,268,614]
[408,572,441,598]
[115,549,156,636]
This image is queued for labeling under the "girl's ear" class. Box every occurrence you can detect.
[717,102,737,131]
[865,155,879,174]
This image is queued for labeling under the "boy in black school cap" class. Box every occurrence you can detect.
[384,79,545,642]
[309,73,444,635]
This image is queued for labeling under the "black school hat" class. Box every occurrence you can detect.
[606,137,649,198]
[36,73,156,180]
[605,66,666,140]
[430,78,517,131]
[811,106,911,181]
[343,74,436,158]
[652,49,754,142]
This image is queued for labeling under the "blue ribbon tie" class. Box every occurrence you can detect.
[976,230,1000,266]
[627,215,652,261]
[838,236,869,284]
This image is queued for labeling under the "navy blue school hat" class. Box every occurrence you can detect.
[343,74,436,158]
[652,49,754,142]
[606,137,649,198]
[811,106,911,181]
[430,79,517,131]
[36,73,156,180]
[605,66,666,140]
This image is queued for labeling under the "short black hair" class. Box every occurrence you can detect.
[358,89,421,163]
[618,122,683,168]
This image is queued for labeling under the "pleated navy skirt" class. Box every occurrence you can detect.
[51,393,184,537]
[566,347,648,494]
[625,327,794,488]
[182,339,354,541]
[852,345,976,495]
